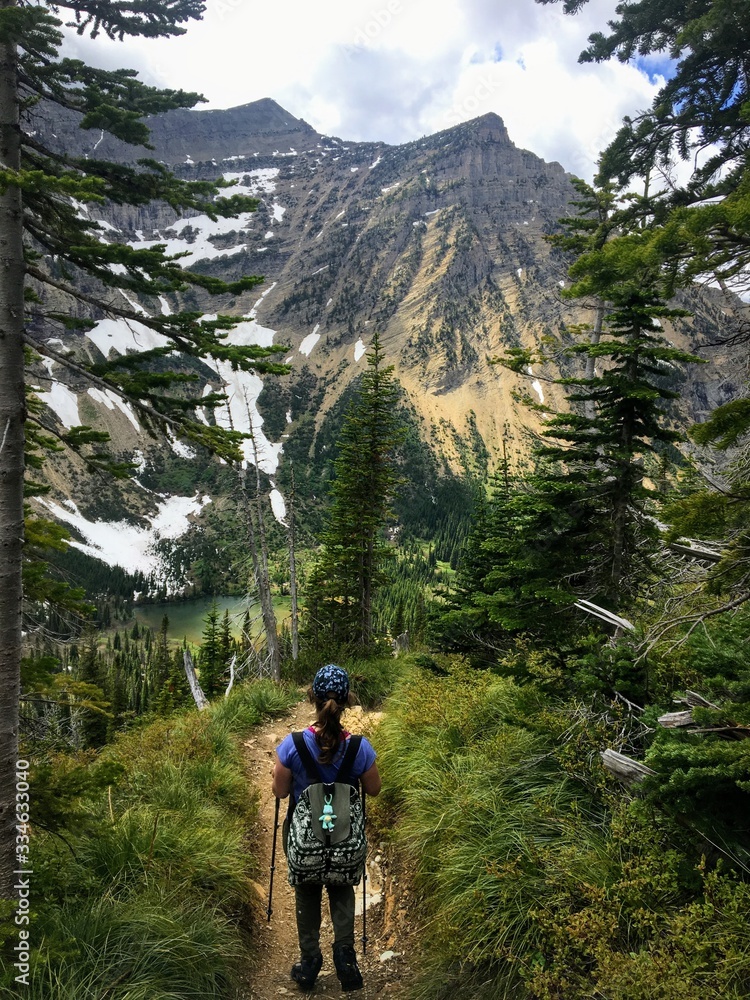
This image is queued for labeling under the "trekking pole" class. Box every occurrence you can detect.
[362,792,367,956]
[267,797,280,922]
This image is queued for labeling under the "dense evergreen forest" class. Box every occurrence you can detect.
[3,0,750,997]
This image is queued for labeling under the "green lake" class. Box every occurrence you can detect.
[134,595,291,645]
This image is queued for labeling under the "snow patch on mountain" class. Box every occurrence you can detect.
[269,487,287,524]
[40,494,211,577]
[167,430,197,460]
[130,212,253,264]
[252,282,277,308]
[38,381,80,429]
[87,317,169,356]
[120,290,148,315]
[299,324,321,357]
[223,314,277,348]
[210,363,282,473]
[354,338,366,362]
[87,387,141,432]
[526,366,545,404]
[202,312,283,474]
[222,167,279,196]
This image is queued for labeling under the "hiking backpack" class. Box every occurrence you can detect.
[285,732,367,887]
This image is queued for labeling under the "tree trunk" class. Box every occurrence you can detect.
[288,467,299,662]
[584,299,604,421]
[240,452,280,681]
[0,12,26,901]
[224,653,237,698]
[362,535,374,648]
[609,348,638,595]
[182,650,209,711]
[252,445,280,680]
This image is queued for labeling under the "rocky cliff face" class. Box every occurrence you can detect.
[30,98,742,579]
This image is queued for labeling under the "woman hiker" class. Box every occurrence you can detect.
[272,664,382,992]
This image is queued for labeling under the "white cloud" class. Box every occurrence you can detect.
[60,0,663,180]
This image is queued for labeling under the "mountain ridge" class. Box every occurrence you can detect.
[29,97,743,586]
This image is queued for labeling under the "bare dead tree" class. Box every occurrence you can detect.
[182,650,209,711]
[288,463,299,662]
[239,407,280,681]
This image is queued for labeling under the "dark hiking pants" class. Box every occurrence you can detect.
[294,883,355,959]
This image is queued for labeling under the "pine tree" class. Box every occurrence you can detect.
[198,601,223,697]
[537,0,750,300]
[0,0,289,896]
[151,614,171,690]
[73,625,109,747]
[433,466,597,657]
[218,608,233,668]
[504,187,700,604]
[303,332,403,653]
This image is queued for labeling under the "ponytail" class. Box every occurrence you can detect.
[308,686,356,765]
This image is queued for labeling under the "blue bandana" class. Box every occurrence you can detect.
[312,663,350,702]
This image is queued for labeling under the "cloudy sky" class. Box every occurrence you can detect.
[66,0,671,181]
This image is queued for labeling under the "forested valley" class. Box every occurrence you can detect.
[3,0,750,998]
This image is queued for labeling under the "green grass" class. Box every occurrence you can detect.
[207,677,296,734]
[374,664,610,999]
[15,679,297,998]
[374,661,750,1000]
[27,893,239,1000]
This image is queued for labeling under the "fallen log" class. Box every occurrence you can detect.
[684,691,719,709]
[659,692,749,739]
[601,748,656,785]
[658,710,694,728]
[667,542,723,563]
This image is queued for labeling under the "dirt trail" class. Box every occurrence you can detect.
[240,699,411,999]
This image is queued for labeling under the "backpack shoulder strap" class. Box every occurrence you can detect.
[336,734,363,786]
[292,731,321,784]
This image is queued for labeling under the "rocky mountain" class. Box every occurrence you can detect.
[30,98,742,587]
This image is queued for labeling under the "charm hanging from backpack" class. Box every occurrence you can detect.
[319,795,337,831]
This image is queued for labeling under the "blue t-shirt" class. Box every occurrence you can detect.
[277,728,376,802]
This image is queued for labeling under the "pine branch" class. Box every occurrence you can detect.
[639,591,750,659]
[26,265,150,325]
[23,333,189,436]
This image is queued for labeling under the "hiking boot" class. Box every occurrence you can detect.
[291,952,323,991]
[333,944,363,992]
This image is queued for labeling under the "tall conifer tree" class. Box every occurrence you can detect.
[304,332,402,652]
[449,187,701,658]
